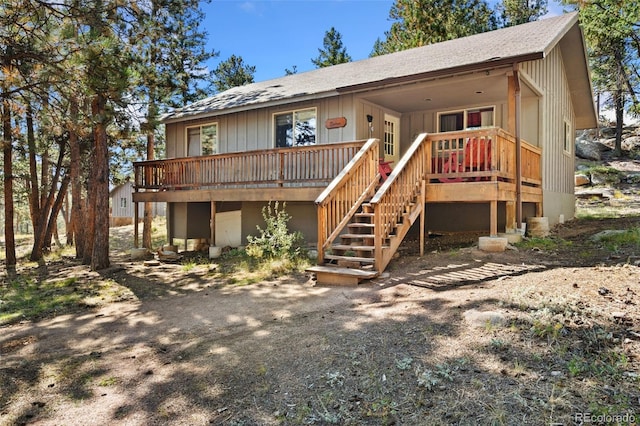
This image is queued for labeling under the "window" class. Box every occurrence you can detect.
[563,119,572,153]
[274,108,317,147]
[186,123,217,156]
[120,197,127,208]
[438,107,494,132]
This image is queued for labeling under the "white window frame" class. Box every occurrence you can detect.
[185,122,218,156]
[563,118,573,155]
[273,107,317,148]
[437,106,495,132]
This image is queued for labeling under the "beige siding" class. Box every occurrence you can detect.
[401,102,507,151]
[522,46,575,223]
[111,181,165,219]
[111,182,135,218]
[164,95,359,158]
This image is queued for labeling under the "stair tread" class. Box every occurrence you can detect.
[331,244,375,251]
[325,254,375,263]
[306,265,378,278]
[348,222,375,227]
[340,233,378,239]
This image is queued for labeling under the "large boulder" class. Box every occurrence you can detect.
[622,135,640,151]
[575,138,605,160]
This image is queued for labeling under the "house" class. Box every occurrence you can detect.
[110,181,165,227]
[133,12,596,283]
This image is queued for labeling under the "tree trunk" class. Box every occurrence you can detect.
[45,175,70,250]
[69,98,85,257]
[615,89,624,157]
[142,130,154,248]
[63,191,72,245]
[2,97,16,275]
[30,138,65,261]
[89,94,110,270]
[613,45,624,157]
[26,104,41,236]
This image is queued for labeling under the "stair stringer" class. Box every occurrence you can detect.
[376,194,424,273]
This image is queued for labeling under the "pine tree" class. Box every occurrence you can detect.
[129,0,216,248]
[564,0,640,155]
[311,27,352,68]
[371,0,498,55]
[498,0,547,27]
[212,55,256,92]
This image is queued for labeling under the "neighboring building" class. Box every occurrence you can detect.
[133,12,596,282]
[110,181,165,227]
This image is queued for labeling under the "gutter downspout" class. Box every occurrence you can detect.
[513,63,522,230]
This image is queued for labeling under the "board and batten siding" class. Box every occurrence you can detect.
[110,181,166,221]
[522,45,576,222]
[164,95,358,158]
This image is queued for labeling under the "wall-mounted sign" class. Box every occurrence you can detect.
[325,117,347,129]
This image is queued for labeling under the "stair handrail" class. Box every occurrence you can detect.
[369,133,429,271]
[315,138,380,264]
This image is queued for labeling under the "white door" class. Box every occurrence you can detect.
[383,114,400,166]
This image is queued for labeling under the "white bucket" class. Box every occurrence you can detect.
[209,246,222,259]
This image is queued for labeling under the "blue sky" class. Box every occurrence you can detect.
[202,1,568,83]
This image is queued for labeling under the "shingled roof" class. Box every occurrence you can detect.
[162,12,583,123]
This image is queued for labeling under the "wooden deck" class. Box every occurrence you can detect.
[133,129,542,282]
[134,129,540,202]
[133,141,367,202]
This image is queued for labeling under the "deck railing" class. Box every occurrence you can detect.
[426,128,541,186]
[315,138,379,264]
[133,141,368,190]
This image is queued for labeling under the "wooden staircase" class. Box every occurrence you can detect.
[308,134,429,285]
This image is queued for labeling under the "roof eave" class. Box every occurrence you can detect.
[161,90,340,124]
[335,53,545,94]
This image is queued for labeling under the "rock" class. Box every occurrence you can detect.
[478,236,508,252]
[600,127,617,138]
[130,248,151,261]
[575,188,613,199]
[575,138,602,160]
[624,172,640,184]
[157,248,180,262]
[574,173,590,186]
[622,135,640,151]
[463,309,506,328]
[590,170,620,186]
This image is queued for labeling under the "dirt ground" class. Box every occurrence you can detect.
[2,195,640,424]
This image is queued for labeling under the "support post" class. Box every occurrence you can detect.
[134,201,139,248]
[506,201,516,233]
[490,200,498,237]
[513,63,523,229]
[210,201,216,246]
[317,204,325,264]
[419,180,426,257]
